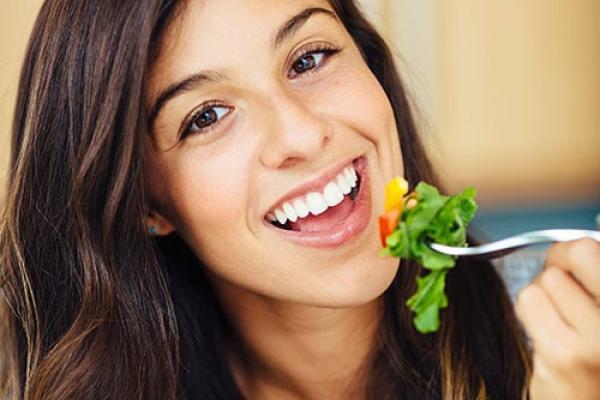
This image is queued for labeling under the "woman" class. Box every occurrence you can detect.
[1,1,599,399]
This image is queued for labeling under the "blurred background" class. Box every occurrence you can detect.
[1,0,599,241]
[358,0,599,240]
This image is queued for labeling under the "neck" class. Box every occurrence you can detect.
[214,282,382,400]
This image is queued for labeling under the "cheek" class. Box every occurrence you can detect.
[343,76,395,141]
[318,63,404,177]
[160,146,252,256]
[311,56,399,149]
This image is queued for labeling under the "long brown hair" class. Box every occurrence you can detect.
[1,1,530,399]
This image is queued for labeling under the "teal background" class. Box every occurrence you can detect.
[472,201,600,241]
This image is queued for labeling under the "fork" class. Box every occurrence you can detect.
[429,229,600,260]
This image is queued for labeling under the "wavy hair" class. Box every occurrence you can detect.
[1,1,530,399]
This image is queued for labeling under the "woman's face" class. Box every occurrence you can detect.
[146,0,404,307]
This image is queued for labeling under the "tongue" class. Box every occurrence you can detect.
[289,196,354,232]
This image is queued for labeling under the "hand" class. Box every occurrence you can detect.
[516,238,600,400]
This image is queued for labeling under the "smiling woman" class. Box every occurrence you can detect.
[0,1,531,400]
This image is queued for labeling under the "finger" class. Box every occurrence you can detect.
[516,284,576,355]
[529,355,574,400]
[545,239,600,302]
[538,267,600,337]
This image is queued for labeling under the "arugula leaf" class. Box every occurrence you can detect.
[382,182,477,333]
[405,270,448,333]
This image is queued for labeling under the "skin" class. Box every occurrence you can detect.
[144,0,600,398]
[145,1,402,398]
[516,238,600,399]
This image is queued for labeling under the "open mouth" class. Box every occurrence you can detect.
[265,158,363,233]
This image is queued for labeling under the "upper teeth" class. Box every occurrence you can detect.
[267,164,358,225]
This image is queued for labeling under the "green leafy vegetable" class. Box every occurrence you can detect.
[381,182,478,333]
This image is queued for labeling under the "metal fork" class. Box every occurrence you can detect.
[429,229,600,260]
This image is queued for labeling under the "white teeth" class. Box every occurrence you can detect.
[268,162,360,224]
[344,167,357,188]
[282,202,298,222]
[323,182,344,207]
[274,209,288,225]
[336,174,351,195]
[344,168,356,188]
[342,170,356,191]
[306,192,328,215]
[350,165,357,181]
[292,198,310,218]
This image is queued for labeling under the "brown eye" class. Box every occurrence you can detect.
[184,105,231,137]
[192,108,216,129]
[292,53,323,74]
[288,47,340,79]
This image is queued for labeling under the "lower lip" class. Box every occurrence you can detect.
[263,156,372,248]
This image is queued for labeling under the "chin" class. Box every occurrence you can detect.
[303,254,400,308]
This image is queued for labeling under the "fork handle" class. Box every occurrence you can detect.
[432,229,600,259]
[522,229,600,243]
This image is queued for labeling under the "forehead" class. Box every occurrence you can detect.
[148,0,334,98]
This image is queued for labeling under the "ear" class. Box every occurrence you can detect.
[145,209,176,236]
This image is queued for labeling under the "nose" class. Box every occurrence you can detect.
[258,89,333,169]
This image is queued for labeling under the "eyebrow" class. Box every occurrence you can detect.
[147,6,338,134]
[274,7,337,47]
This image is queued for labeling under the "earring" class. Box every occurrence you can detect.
[148,226,158,236]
